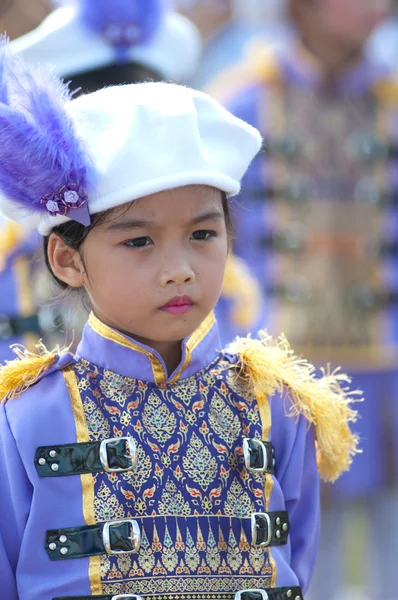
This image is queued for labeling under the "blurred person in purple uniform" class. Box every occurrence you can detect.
[207,0,398,598]
[0,0,55,361]
[0,0,50,39]
[9,0,262,345]
[176,0,291,90]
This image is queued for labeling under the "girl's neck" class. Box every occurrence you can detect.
[145,339,183,375]
[300,32,364,79]
[124,330,183,376]
[298,24,365,81]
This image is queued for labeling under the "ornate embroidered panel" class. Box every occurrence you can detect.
[268,82,386,349]
[236,77,398,365]
[74,356,274,596]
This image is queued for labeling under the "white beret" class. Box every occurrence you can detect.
[9,5,202,83]
[0,82,262,235]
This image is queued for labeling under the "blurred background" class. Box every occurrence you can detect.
[2,1,398,598]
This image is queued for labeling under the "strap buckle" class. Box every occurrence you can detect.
[112,596,143,600]
[235,591,269,600]
[243,438,271,473]
[251,513,271,547]
[0,315,13,339]
[103,519,141,554]
[100,436,137,472]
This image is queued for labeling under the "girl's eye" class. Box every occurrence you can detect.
[191,230,217,241]
[124,236,153,248]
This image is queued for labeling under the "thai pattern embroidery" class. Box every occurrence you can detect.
[75,356,274,596]
[254,79,394,355]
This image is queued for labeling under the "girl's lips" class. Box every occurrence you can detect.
[161,304,193,315]
[160,295,193,315]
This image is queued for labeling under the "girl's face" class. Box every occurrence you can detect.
[319,0,392,43]
[290,0,391,48]
[56,185,228,346]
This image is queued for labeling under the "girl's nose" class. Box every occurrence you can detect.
[160,261,196,287]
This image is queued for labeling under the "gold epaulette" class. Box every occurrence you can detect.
[222,254,262,330]
[0,220,25,272]
[0,343,59,402]
[227,331,361,483]
[206,39,281,104]
[373,77,398,105]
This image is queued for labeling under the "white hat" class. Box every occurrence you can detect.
[9,3,201,83]
[0,72,262,235]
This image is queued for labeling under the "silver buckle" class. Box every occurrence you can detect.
[234,590,269,600]
[243,438,268,473]
[0,315,12,339]
[99,436,137,472]
[103,519,141,554]
[251,513,271,547]
[112,596,143,600]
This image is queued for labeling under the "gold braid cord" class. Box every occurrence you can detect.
[227,331,362,482]
[0,342,59,402]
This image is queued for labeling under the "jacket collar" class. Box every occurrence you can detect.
[279,38,391,95]
[75,311,221,384]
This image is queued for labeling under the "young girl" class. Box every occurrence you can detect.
[10,0,263,346]
[0,44,358,600]
[10,0,201,93]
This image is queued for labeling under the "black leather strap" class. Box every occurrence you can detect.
[47,511,289,561]
[261,136,301,159]
[46,519,141,560]
[243,438,275,475]
[248,181,309,203]
[347,135,398,162]
[35,436,136,477]
[252,512,290,547]
[53,587,303,600]
[0,314,41,340]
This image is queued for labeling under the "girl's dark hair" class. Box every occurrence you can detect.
[44,192,234,290]
[68,63,162,96]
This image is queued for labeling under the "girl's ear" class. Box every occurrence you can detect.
[47,233,86,288]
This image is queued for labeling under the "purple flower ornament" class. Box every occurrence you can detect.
[40,182,91,226]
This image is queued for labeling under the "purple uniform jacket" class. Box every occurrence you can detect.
[0,312,319,600]
[208,42,398,498]
[0,219,40,362]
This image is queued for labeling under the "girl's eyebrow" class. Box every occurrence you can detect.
[191,209,224,224]
[106,218,155,232]
[106,209,224,232]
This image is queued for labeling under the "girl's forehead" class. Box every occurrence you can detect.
[115,186,221,217]
[99,185,224,230]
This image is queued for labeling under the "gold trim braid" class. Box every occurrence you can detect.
[63,367,103,595]
[88,312,166,385]
[168,311,216,384]
[228,331,361,483]
[256,378,277,587]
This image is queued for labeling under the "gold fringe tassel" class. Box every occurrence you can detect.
[206,40,281,104]
[0,342,59,402]
[222,254,262,329]
[373,78,398,105]
[227,331,362,482]
[0,220,25,272]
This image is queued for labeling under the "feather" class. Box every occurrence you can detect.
[0,343,58,401]
[78,0,168,53]
[0,34,9,104]
[227,331,362,482]
[0,41,96,220]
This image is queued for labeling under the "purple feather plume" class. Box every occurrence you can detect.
[0,41,96,224]
[78,0,168,61]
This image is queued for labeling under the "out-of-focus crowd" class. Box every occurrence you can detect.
[1,1,398,598]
